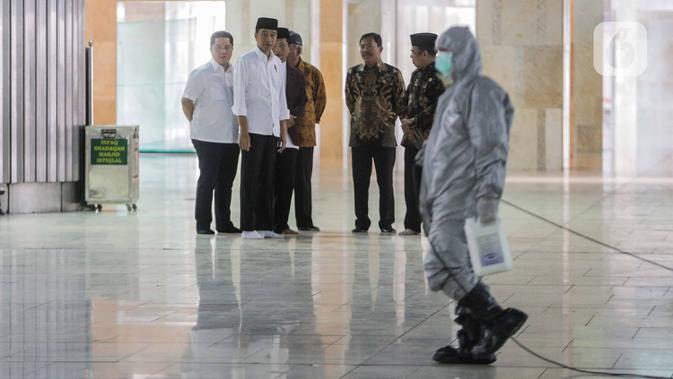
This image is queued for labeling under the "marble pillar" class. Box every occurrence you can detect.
[477,0,564,171]
[318,0,346,166]
[84,0,117,125]
[571,0,603,171]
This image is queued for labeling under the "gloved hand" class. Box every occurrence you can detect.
[477,197,499,225]
[415,141,426,167]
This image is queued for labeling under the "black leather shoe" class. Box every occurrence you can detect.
[197,229,215,235]
[380,226,397,234]
[298,225,321,232]
[217,226,241,234]
[352,228,368,233]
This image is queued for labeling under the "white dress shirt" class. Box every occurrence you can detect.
[279,61,298,150]
[231,47,290,136]
[183,60,239,144]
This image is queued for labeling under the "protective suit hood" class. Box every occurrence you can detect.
[436,26,481,85]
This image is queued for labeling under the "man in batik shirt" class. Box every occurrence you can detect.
[399,33,445,236]
[345,32,405,234]
[287,31,326,232]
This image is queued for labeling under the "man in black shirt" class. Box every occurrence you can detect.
[273,27,308,235]
[399,33,445,236]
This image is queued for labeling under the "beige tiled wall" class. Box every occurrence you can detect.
[477,0,564,171]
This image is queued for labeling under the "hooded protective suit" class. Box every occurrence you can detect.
[420,27,514,301]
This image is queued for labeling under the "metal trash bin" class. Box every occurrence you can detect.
[85,125,139,212]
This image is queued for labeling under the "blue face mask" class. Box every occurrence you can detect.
[435,51,453,79]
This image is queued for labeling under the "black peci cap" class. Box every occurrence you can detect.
[256,17,278,31]
[277,27,290,40]
[410,32,437,52]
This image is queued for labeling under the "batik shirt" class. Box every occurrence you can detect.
[400,62,445,149]
[289,58,326,147]
[345,61,405,147]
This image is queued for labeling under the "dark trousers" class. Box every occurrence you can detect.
[240,134,277,231]
[351,146,396,230]
[404,146,423,232]
[192,140,240,231]
[274,148,298,232]
[294,147,315,228]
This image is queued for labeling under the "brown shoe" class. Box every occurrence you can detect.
[281,229,299,235]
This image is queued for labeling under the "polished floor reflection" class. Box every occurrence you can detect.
[1,154,673,378]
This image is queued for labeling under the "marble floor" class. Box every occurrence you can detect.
[1,153,673,379]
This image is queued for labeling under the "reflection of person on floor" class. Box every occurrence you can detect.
[184,238,243,378]
[419,26,527,364]
[181,31,240,236]
[186,238,321,378]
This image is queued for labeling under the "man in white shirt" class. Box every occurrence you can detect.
[232,17,290,239]
[181,31,240,235]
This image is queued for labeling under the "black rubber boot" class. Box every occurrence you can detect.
[458,282,528,358]
[471,308,528,357]
[432,344,496,364]
[432,305,496,364]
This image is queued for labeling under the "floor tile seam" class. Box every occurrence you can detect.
[568,344,673,351]
[0,360,48,373]
[562,338,575,352]
[344,303,451,376]
[536,367,551,379]
[401,365,425,378]
[116,343,163,363]
[583,315,595,327]
[6,358,121,363]
[603,294,615,305]
[346,362,621,369]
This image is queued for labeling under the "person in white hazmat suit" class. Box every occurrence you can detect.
[419,26,528,364]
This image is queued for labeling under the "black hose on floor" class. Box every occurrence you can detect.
[501,199,672,379]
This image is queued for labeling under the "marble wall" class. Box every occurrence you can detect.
[477,0,564,171]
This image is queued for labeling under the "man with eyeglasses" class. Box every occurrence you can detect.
[232,17,290,239]
[181,31,240,236]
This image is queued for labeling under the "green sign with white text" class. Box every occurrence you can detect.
[91,138,128,165]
